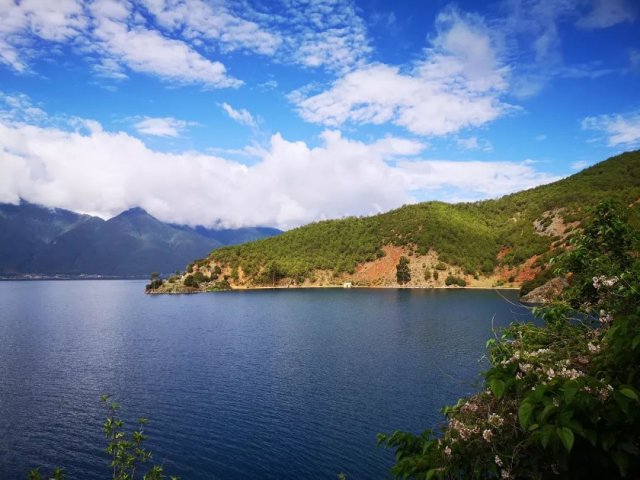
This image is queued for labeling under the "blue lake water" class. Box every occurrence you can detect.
[0,281,533,479]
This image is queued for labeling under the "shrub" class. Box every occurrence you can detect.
[183,275,197,288]
[445,275,467,287]
[379,201,640,479]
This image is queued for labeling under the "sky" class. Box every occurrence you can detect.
[0,0,639,229]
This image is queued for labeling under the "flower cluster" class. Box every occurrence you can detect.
[592,275,618,289]
[599,310,613,325]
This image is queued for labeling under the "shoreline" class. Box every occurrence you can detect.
[148,284,522,294]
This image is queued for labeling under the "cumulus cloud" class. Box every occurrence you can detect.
[0,111,558,229]
[291,7,512,136]
[221,103,257,128]
[581,111,640,147]
[133,116,193,137]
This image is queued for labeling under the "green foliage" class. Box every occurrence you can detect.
[396,256,411,284]
[378,200,640,479]
[435,261,447,271]
[445,275,467,287]
[29,397,177,480]
[256,261,286,286]
[433,270,439,281]
[192,271,206,284]
[27,468,64,480]
[145,279,163,290]
[206,279,232,291]
[424,268,432,281]
[202,152,640,285]
[183,274,197,288]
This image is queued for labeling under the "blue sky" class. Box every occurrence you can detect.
[0,0,639,228]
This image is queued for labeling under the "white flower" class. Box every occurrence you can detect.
[482,429,493,443]
[495,455,503,467]
[444,446,452,457]
[599,310,613,325]
[488,413,504,427]
[587,342,600,353]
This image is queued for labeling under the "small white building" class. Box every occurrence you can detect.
[343,282,352,288]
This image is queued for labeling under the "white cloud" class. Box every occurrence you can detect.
[134,116,192,137]
[0,0,372,83]
[456,136,493,152]
[0,92,47,123]
[576,0,636,29]
[581,111,640,147]
[291,7,512,136]
[570,160,590,170]
[0,0,255,87]
[399,160,559,201]
[502,0,633,98]
[221,103,257,128]
[87,1,241,87]
[0,0,86,72]
[0,109,558,229]
[140,0,281,55]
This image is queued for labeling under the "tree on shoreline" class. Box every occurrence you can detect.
[397,256,411,285]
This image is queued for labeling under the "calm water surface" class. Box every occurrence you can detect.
[0,281,533,479]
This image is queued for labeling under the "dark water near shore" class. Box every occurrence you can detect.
[0,281,533,479]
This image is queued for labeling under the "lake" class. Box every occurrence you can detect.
[0,281,534,479]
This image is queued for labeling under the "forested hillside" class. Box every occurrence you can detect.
[154,151,639,292]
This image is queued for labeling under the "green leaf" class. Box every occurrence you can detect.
[632,335,640,350]
[489,379,506,399]
[563,383,578,403]
[518,401,535,429]
[620,387,639,402]
[540,425,554,448]
[557,427,574,452]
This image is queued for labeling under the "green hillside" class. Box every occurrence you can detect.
[176,151,640,289]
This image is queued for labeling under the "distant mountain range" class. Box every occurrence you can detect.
[0,202,280,277]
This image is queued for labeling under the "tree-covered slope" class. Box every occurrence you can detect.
[173,151,639,289]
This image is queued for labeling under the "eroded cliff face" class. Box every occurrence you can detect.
[520,277,569,304]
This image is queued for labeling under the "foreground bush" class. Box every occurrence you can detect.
[29,396,177,480]
[379,201,640,479]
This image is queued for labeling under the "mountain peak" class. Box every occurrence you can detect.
[117,207,150,218]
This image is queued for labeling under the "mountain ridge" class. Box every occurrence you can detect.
[150,150,640,293]
[0,201,281,277]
